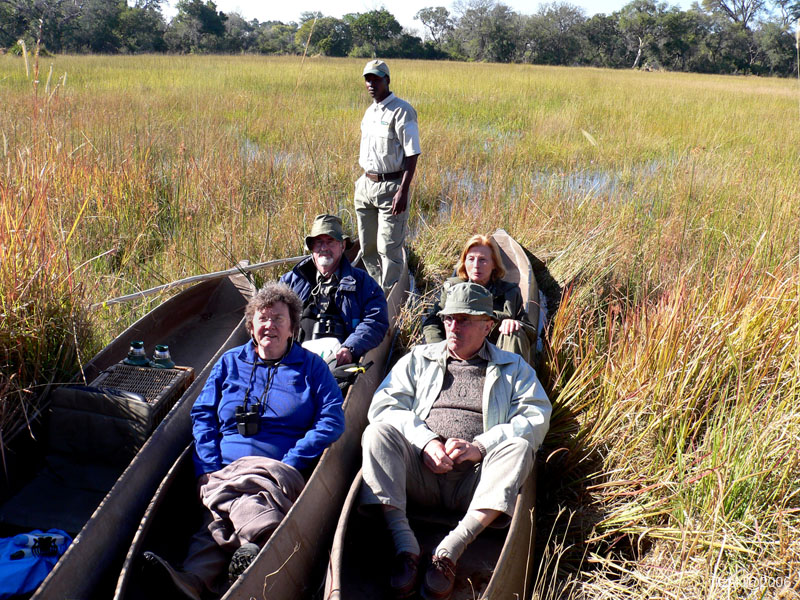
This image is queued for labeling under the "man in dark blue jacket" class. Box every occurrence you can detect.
[280,214,389,367]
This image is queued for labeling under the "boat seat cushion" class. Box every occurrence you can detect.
[47,386,153,466]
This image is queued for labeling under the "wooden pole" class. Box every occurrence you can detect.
[91,255,307,309]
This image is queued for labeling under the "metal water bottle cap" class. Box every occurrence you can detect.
[123,340,150,366]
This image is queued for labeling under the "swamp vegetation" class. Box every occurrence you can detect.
[1,54,799,598]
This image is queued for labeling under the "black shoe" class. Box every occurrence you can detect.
[389,551,419,599]
[228,542,260,584]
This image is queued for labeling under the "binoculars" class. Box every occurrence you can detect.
[312,315,347,341]
[235,405,260,437]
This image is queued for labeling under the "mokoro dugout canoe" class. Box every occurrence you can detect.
[325,230,546,600]
[27,271,255,600]
[113,255,410,600]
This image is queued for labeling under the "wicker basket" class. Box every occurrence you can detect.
[90,364,195,425]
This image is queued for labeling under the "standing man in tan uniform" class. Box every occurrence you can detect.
[355,59,421,294]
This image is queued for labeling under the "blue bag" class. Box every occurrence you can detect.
[0,529,72,599]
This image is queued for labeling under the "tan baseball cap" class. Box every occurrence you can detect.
[363,59,390,78]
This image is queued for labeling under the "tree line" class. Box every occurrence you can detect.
[2,0,799,76]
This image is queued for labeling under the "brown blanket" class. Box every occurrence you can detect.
[199,456,305,551]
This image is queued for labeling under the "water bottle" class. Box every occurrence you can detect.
[123,340,149,366]
[150,344,175,369]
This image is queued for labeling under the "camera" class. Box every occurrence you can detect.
[235,405,260,437]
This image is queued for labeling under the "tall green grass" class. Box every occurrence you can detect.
[1,54,798,597]
[0,151,93,448]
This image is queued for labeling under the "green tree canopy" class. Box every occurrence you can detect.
[522,2,587,65]
[349,9,402,57]
[454,0,521,62]
[116,1,166,52]
[415,6,454,44]
[701,0,765,28]
[257,21,298,54]
[166,0,227,52]
[295,15,352,56]
[0,0,795,76]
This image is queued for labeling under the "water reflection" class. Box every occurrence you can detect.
[240,138,301,169]
[482,127,524,152]
[442,170,484,197]
[531,160,664,198]
[435,159,669,221]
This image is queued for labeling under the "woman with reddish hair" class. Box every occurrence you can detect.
[422,235,535,363]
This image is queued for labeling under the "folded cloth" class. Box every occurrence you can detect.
[301,337,342,371]
[200,456,305,551]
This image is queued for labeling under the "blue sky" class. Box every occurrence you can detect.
[162,1,695,33]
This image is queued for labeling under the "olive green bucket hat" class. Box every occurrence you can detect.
[304,214,349,252]
[438,282,496,320]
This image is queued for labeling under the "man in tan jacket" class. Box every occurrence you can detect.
[360,282,551,600]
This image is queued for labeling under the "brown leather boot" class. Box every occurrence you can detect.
[389,551,419,598]
[228,542,260,584]
[421,555,456,600]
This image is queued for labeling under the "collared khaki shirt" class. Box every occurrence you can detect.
[359,92,421,174]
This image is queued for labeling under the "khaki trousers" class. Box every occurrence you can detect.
[354,175,408,293]
[360,422,533,520]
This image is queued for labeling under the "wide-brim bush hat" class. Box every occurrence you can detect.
[305,214,350,252]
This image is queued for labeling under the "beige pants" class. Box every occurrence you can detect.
[360,421,533,521]
[354,174,408,293]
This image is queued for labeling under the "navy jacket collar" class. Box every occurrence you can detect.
[296,255,357,292]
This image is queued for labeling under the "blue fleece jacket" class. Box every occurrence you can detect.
[191,341,344,476]
[279,255,389,359]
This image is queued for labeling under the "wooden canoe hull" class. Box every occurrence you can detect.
[481,468,537,599]
[112,444,201,600]
[325,467,537,600]
[84,273,255,381]
[226,256,409,600]
[222,335,390,598]
[112,307,396,600]
[30,272,254,600]
[492,228,542,351]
